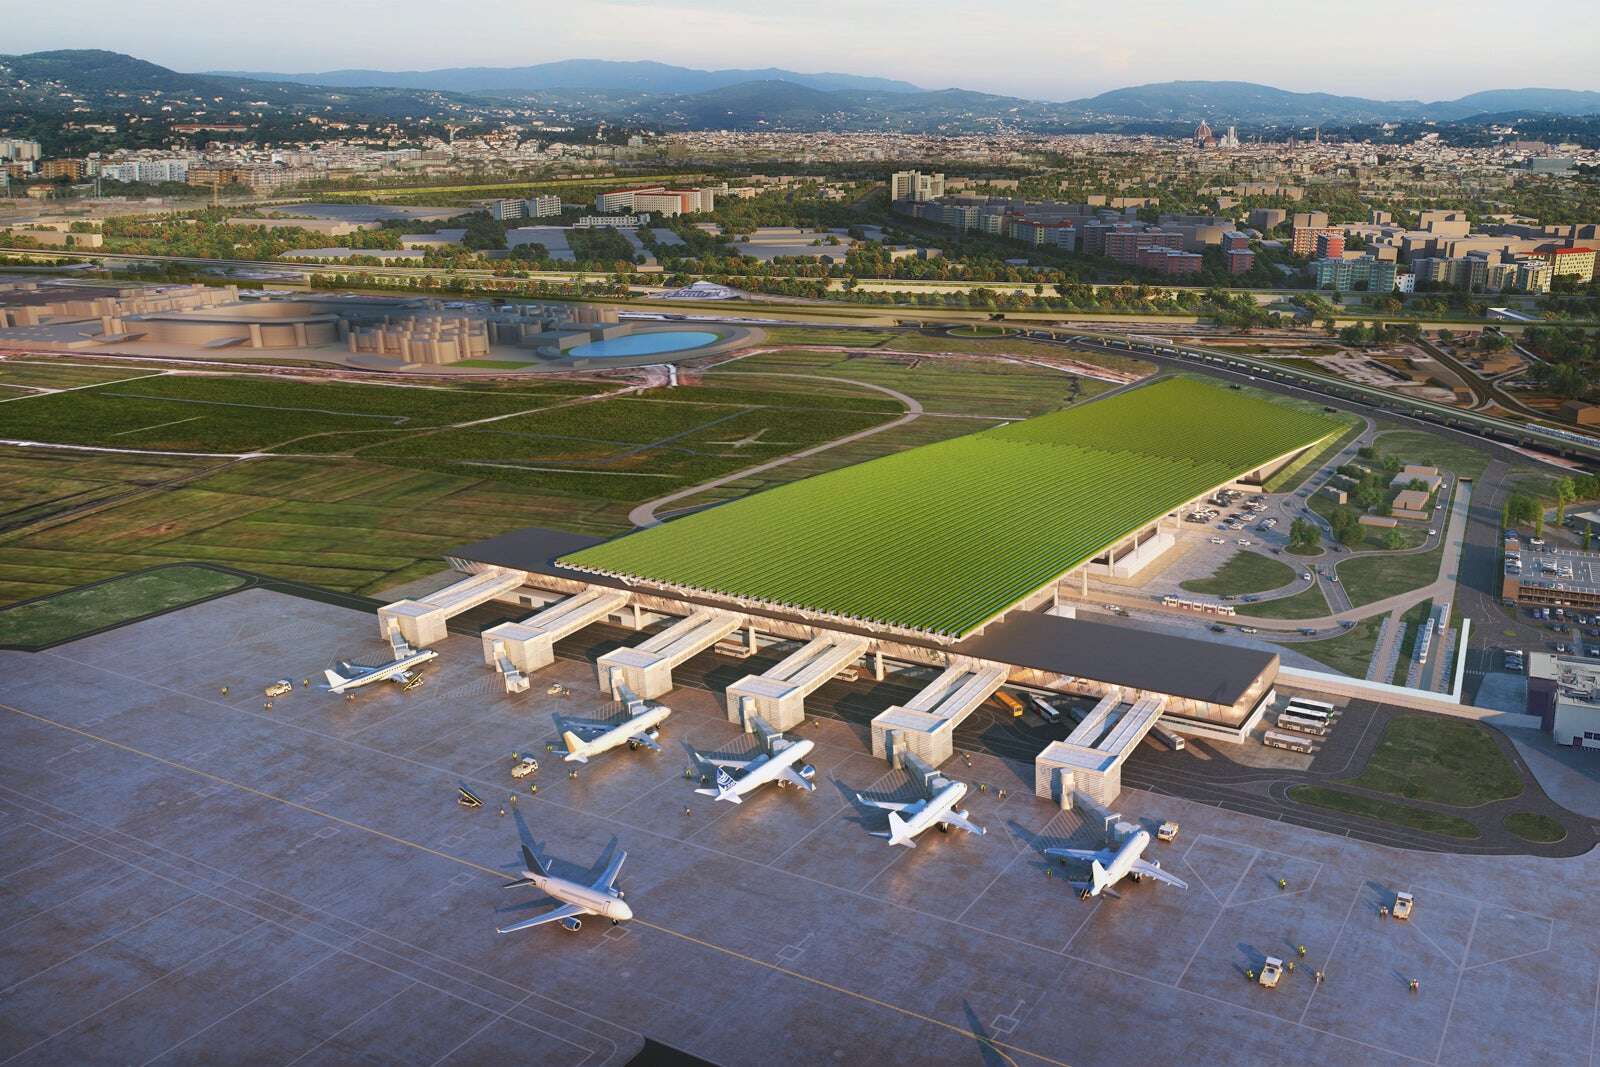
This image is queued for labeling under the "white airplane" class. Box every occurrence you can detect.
[497,843,631,934]
[321,647,438,695]
[559,700,672,763]
[1044,826,1187,900]
[691,715,815,803]
[857,772,985,848]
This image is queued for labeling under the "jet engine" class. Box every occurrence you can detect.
[798,763,816,780]
[562,916,582,932]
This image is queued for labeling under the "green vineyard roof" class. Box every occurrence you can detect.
[559,377,1341,638]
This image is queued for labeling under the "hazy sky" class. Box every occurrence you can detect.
[7,0,1596,101]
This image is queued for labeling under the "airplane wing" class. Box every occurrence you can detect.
[387,669,414,684]
[593,849,627,891]
[856,794,915,812]
[629,733,661,752]
[778,765,815,791]
[496,902,589,934]
[696,755,749,769]
[1129,859,1187,890]
[939,811,986,836]
[1043,847,1108,862]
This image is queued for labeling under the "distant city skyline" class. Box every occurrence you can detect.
[4,0,1596,102]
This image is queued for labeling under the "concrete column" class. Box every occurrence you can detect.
[873,648,884,681]
[293,322,308,347]
[248,323,263,348]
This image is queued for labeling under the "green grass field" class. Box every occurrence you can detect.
[1371,429,1490,479]
[0,355,960,605]
[1343,715,1523,806]
[1235,584,1331,619]
[1503,811,1566,843]
[758,327,893,347]
[563,378,1342,637]
[1338,539,1444,608]
[1179,551,1296,596]
[1287,785,1481,839]
[1262,415,1364,494]
[0,564,246,648]
[1291,615,1384,676]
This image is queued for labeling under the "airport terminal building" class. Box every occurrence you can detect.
[383,378,1338,806]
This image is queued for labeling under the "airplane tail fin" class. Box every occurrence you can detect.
[520,844,548,879]
[887,811,917,848]
[1090,860,1110,897]
[561,730,588,760]
[322,668,348,690]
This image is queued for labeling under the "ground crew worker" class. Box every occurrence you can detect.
[1297,945,1307,957]
[1246,969,1256,981]
[1314,970,1324,984]
[220,686,229,695]
[1286,960,1295,974]
[1278,878,1288,889]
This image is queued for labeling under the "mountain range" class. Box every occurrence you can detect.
[6,50,1600,134]
[209,58,924,96]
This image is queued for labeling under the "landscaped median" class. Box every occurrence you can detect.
[1288,714,1528,842]
[1287,785,1481,839]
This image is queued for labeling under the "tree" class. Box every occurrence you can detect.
[1289,518,1320,551]
[1383,528,1407,550]
[1555,477,1576,525]
[1534,509,1545,539]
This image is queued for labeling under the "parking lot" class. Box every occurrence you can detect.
[3,589,1599,1066]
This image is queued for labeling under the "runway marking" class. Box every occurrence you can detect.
[0,700,1063,1067]
[110,415,203,437]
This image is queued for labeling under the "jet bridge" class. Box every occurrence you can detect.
[378,567,527,648]
[870,661,1009,769]
[480,586,630,676]
[725,631,870,732]
[1034,690,1167,810]
[595,609,743,699]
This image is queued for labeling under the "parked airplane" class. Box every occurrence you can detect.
[691,714,815,803]
[497,843,631,934]
[321,646,438,694]
[857,765,985,848]
[1044,825,1187,900]
[560,698,672,763]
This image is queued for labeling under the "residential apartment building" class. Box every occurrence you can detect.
[1314,256,1398,292]
[1225,248,1256,275]
[890,170,945,202]
[1544,246,1596,282]
[593,185,715,217]
[0,138,42,162]
[488,195,561,221]
[1292,225,1343,257]
[37,159,87,181]
[1105,229,1183,264]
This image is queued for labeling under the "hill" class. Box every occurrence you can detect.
[207,58,923,96]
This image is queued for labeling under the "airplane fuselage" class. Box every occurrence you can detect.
[707,737,816,802]
[888,781,968,846]
[562,704,672,762]
[325,648,438,693]
[520,870,633,922]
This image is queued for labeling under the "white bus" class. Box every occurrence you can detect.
[1283,698,1334,724]
[1263,730,1316,754]
[1276,712,1330,737]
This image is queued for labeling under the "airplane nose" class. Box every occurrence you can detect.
[614,900,633,921]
